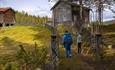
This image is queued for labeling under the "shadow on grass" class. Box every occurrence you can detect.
[29,25,51,46]
[0,36,35,48]
[0,36,50,70]
[0,37,34,65]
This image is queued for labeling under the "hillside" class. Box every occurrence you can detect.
[101,23,115,46]
[102,23,115,33]
[104,20,115,24]
[0,25,51,55]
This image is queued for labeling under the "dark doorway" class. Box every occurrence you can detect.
[0,23,2,27]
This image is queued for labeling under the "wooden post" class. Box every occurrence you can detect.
[95,0,103,59]
[95,34,102,58]
[45,23,58,69]
[51,34,58,69]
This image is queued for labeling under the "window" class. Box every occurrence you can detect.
[0,23,2,27]
[0,14,3,18]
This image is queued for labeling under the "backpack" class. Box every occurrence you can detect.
[63,33,73,45]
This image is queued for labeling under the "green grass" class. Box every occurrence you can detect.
[0,25,51,56]
[0,25,51,47]
[0,25,51,69]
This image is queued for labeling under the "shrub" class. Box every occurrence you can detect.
[16,44,48,69]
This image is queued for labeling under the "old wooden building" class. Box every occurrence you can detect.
[51,0,90,29]
[0,8,16,27]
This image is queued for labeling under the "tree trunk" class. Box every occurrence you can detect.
[95,0,103,60]
[79,0,83,33]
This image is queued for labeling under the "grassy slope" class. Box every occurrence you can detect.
[0,25,51,46]
[0,25,51,55]
[101,23,115,46]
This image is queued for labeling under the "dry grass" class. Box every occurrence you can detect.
[0,25,51,58]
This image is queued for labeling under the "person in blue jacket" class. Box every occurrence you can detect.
[63,30,73,58]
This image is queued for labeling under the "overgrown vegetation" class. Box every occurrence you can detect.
[56,23,115,70]
[0,44,48,70]
[16,44,48,69]
[0,25,51,70]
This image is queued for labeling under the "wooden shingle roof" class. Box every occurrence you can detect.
[0,7,15,13]
[51,1,90,11]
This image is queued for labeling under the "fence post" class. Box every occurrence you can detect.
[51,34,58,70]
[95,34,102,60]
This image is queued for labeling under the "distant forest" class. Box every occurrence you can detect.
[15,11,48,24]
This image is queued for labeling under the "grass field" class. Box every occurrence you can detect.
[0,25,51,69]
[0,24,114,70]
[0,25,51,47]
[0,25,51,56]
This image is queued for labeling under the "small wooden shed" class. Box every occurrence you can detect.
[0,7,16,27]
[51,0,90,28]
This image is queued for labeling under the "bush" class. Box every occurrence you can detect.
[16,44,48,69]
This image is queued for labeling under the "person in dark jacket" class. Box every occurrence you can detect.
[63,31,73,58]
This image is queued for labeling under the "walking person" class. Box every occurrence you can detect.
[63,31,73,58]
[77,33,82,55]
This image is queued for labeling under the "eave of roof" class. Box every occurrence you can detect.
[50,0,61,10]
[0,7,15,13]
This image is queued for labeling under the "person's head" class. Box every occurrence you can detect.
[65,30,68,33]
[77,32,81,36]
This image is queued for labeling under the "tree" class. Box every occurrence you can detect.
[109,5,115,19]
[112,9,115,19]
[15,11,48,24]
